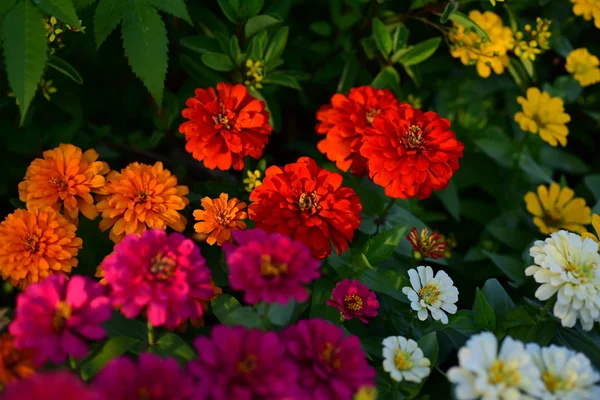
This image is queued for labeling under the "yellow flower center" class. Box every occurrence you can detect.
[365,108,381,124]
[49,176,68,191]
[237,353,257,373]
[419,283,441,305]
[213,114,231,129]
[149,252,177,280]
[260,255,288,278]
[488,360,521,386]
[343,293,363,312]
[394,350,414,370]
[566,261,597,284]
[321,342,342,370]
[542,208,563,226]
[215,211,233,226]
[52,301,72,332]
[24,235,40,253]
[542,370,576,393]
[135,190,150,204]
[402,125,425,151]
[298,192,320,212]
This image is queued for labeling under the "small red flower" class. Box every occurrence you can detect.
[179,83,272,171]
[326,279,379,323]
[360,104,464,199]
[248,157,362,259]
[406,227,447,260]
[316,86,398,175]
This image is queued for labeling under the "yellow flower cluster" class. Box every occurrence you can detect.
[243,169,262,192]
[449,11,514,78]
[514,87,571,147]
[43,16,86,54]
[245,59,264,89]
[566,48,600,87]
[571,0,600,28]
[514,18,552,61]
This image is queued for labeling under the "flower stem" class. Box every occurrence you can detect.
[539,295,556,318]
[377,198,397,227]
[147,321,155,347]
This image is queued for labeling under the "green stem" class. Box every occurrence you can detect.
[377,198,397,227]
[540,295,556,318]
[147,321,155,347]
[436,366,448,378]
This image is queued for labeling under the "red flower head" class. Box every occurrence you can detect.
[326,279,379,323]
[179,83,272,171]
[360,104,464,199]
[316,86,398,175]
[406,227,447,260]
[248,157,362,259]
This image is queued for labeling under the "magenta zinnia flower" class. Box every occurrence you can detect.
[101,229,216,328]
[281,319,376,400]
[0,370,99,400]
[223,228,321,304]
[92,353,193,400]
[326,279,379,323]
[9,274,111,365]
[187,325,299,400]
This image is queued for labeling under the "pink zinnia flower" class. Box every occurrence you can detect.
[92,353,193,400]
[101,230,216,328]
[281,318,376,400]
[9,274,111,365]
[223,228,321,304]
[0,370,99,400]
[326,279,379,323]
[188,325,299,400]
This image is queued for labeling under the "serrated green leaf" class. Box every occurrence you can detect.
[0,0,17,18]
[94,0,124,49]
[364,225,407,265]
[38,0,80,27]
[448,12,490,42]
[146,0,191,24]
[80,336,139,380]
[397,37,441,66]
[217,0,238,23]
[47,55,83,84]
[201,52,236,71]
[121,0,168,106]
[3,0,48,124]
[245,14,281,38]
[440,0,458,23]
[264,26,288,62]
[372,17,392,57]
[474,288,496,331]
[263,72,300,89]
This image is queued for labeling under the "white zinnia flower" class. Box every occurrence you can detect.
[382,335,431,383]
[401,265,458,324]
[525,230,600,331]
[448,332,544,399]
[526,343,600,400]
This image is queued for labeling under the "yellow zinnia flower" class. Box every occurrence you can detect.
[582,214,600,243]
[571,0,600,29]
[566,48,600,87]
[524,183,592,234]
[514,88,571,147]
[448,11,514,78]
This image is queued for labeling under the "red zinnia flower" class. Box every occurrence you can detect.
[179,83,272,171]
[360,104,464,199]
[316,86,398,175]
[406,227,447,260]
[248,157,362,259]
[326,279,379,323]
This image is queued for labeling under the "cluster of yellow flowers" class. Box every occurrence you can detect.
[514,18,552,61]
[448,11,514,78]
[571,0,600,28]
[245,59,265,89]
[43,16,86,54]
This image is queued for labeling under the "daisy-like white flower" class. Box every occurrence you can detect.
[382,336,431,383]
[525,230,600,331]
[526,343,600,400]
[448,332,544,399]
[401,266,459,324]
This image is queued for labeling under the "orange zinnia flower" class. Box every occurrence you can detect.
[193,193,247,246]
[18,144,110,223]
[316,86,398,175]
[179,82,272,171]
[0,207,82,288]
[0,333,36,385]
[249,157,362,259]
[360,104,464,200]
[96,161,189,243]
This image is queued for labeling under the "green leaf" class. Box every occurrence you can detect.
[180,54,226,87]
[201,52,236,71]
[555,327,600,368]
[364,225,407,265]
[245,14,281,38]
[151,332,196,362]
[371,66,400,92]
[498,306,535,331]
[211,295,261,328]
[539,147,589,174]
[417,332,439,367]
[310,21,332,37]
[3,0,48,124]
[103,311,148,341]
[435,180,460,221]
[264,26,288,62]
[397,37,441,66]
[38,0,80,27]
[392,23,409,51]
[80,337,139,380]
[585,175,600,201]
[263,72,301,89]
[229,35,242,65]
[520,57,535,79]
[180,35,221,55]
[372,17,392,57]
[122,0,168,106]
[473,288,496,331]
[448,12,490,42]
[243,0,264,18]
[246,30,267,60]
[482,250,526,287]
[481,279,514,317]
[47,55,83,84]
[473,126,513,167]
[519,150,553,184]
[73,0,96,10]
[94,0,124,49]
[217,0,239,23]
[0,0,17,18]
[337,56,359,93]
[359,269,409,303]
[448,310,480,335]
[266,300,296,326]
[146,0,191,24]
[440,0,458,23]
